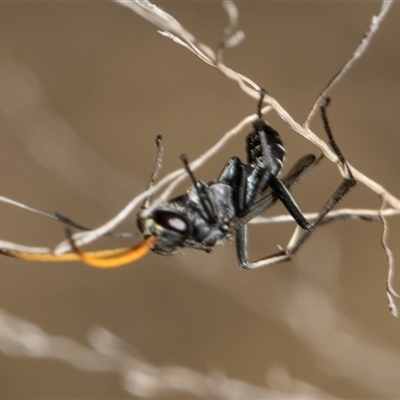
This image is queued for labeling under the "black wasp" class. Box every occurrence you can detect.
[0,91,355,268]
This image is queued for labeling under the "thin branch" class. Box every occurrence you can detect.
[0,196,134,239]
[0,195,59,221]
[305,0,393,126]
[379,201,400,317]
[250,207,400,226]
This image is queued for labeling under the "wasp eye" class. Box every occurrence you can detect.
[153,210,190,235]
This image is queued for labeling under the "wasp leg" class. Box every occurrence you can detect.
[268,174,312,231]
[236,223,290,269]
[235,97,356,269]
[236,173,355,268]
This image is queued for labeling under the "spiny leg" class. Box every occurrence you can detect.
[53,212,136,238]
[267,174,312,231]
[236,96,356,269]
[248,90,312,231]
[235,156,319,269]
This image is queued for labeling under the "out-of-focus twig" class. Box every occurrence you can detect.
[0,308,332,399]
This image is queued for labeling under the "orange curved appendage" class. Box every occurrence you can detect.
[69,236,157,268]
[0,236,157,268]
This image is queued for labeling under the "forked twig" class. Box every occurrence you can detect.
[305,0,393,126]
[379,201,400,317]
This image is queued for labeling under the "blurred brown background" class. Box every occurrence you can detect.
[0,0,400,398]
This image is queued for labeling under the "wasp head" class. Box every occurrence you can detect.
[138,209,191,255]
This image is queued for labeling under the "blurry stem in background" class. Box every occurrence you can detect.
[0,310,331,399]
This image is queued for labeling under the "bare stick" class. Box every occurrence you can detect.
[305,0,393,126]
[379,201,400,317]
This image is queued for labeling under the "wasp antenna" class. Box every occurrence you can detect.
[142,135,165,211]
[180,154,198,186]
[257,88,267,118]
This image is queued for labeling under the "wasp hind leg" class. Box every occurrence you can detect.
[236,97,356,269]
